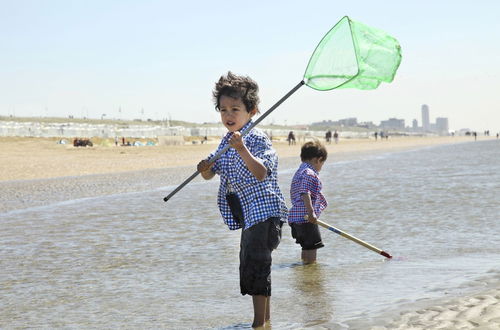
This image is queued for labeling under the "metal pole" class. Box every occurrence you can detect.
[163,80,305,202]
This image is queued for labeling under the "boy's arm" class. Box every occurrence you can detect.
[301,193,318,223]
[230,132,267,181]
[197,160,216,180]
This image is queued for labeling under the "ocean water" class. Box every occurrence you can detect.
[1,139,499,329]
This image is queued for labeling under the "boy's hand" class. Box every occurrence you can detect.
[301,193,317,224]
[228,131,267,181]
[305,214,318,224]
[229,132,245,151]
[197,159,213,172]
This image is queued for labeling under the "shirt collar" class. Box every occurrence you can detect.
[302,161,318,174]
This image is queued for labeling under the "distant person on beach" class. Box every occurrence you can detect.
[287,131,296,145]
[333,130,339,144]
[197,71,287,328]
[325,130,332,144]
[374,132,378,140]
[287,140,328,264]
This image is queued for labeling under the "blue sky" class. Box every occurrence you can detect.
[1,0,499,132]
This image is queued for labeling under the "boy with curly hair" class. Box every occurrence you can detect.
[197,71,287,328]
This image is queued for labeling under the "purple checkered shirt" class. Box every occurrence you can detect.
[288,162,328,224]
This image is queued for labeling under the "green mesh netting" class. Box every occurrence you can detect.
[304,16,402,91]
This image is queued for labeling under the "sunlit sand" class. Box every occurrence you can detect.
[0,135,485,181]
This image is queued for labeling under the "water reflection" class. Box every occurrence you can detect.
[290,263,333,327]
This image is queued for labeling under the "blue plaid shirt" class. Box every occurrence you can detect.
[288,162,328,224]
[208,120,288,230]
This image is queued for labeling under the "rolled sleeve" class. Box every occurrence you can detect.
[248,134,276,175]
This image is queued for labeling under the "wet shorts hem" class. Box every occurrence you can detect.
[290,222,324,251]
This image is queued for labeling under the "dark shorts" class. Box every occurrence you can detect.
[290,222,324,250]
[239,217,282,296]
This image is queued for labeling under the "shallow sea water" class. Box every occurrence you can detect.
[1,139,499,329]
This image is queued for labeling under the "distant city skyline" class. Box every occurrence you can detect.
[0,102,461,135]
[1,1,499,133]
[305,103,453,134]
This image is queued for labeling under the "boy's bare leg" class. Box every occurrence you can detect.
[265,296,270,321]
[252,295,267,328]
[301,249,317,264]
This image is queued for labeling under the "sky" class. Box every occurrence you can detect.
[1,0,499,132]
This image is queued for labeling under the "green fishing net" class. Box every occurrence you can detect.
[163,16,402,203]
[304,16,402,91]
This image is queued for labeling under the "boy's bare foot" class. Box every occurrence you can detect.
[252,319,270,329]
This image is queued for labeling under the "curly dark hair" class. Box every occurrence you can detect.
[212,71,260,113]
[300,140,328,162]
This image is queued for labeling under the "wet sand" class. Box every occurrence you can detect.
[365,284,500,329]
[2,134,499,329]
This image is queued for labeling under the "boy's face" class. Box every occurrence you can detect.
[311,157,326,172]
[219,95,256,132]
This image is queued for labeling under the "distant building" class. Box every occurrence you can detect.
[358,121,376,129]
[458,128,471,136]
[310,119,338,127]
[311,117,358,128]
[435,117,449,135]
[338,117,358,127]
[422,104,430,131]
[380,118,405,129]
[412,119,418,130]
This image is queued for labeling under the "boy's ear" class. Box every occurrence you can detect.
[249,108,257,116]
[314,156,324,165]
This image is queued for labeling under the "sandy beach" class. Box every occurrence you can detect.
[366,283,500,329]
[2,134,499,329]
[0,135,488,181]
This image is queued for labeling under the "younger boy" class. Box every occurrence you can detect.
[197,71,287,328]
[288,140,328,264]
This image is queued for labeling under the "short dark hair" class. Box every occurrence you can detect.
[301,140,328,162]
[213,71,260,113]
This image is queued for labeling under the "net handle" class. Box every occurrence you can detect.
[163,80,305,202]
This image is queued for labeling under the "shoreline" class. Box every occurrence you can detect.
[353,275,500,329]
[0,135,488,182]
